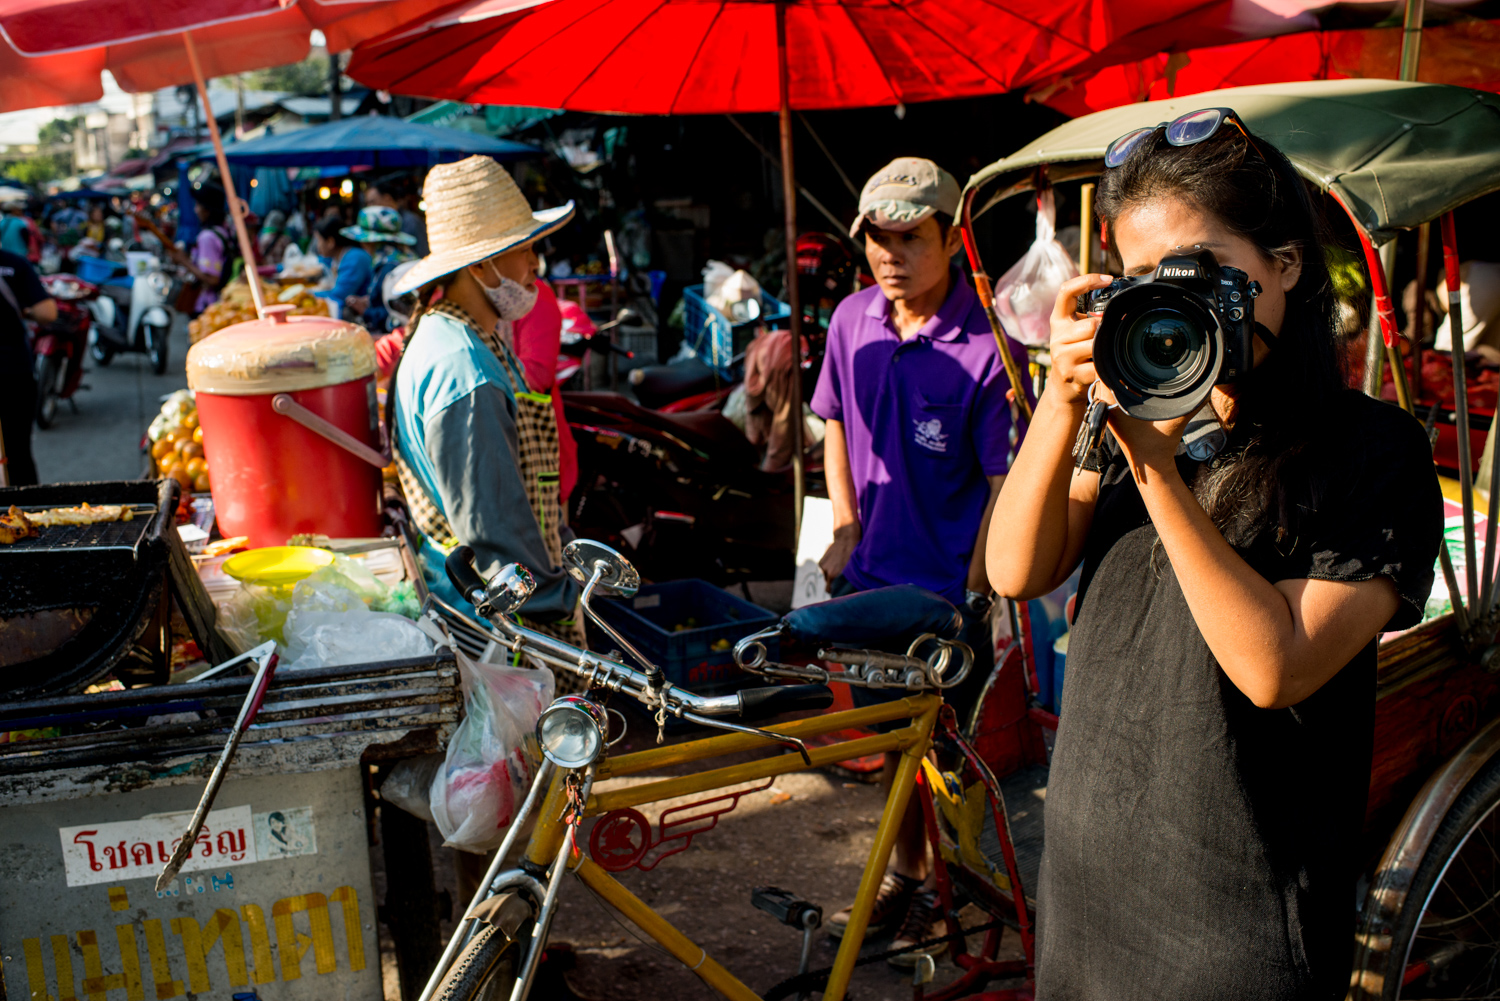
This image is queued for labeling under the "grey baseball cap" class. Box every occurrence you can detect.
[849,157,961,238]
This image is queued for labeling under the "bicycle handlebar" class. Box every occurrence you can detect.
[445,545,487,608]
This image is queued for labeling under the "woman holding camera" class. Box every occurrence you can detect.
[987,113,1443,999]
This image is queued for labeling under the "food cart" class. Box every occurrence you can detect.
[958,79,1500,1000]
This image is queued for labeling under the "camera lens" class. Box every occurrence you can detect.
[1122,309,1203,386]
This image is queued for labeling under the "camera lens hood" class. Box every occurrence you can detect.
[1094,283,1223,421]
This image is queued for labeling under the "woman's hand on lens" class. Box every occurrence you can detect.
[1106,402,1193,474]
[1048,274,1115,406]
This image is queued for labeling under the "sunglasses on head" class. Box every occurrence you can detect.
[1104,107,1261,169]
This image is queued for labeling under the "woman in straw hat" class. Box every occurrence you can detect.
[388,155,585,653]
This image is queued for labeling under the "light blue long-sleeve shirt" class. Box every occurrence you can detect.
[393,309,578,619]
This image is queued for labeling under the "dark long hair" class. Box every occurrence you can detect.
[1095,126,1349,548]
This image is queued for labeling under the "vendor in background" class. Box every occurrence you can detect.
[83,202,107,244]
[167,184,236,316]
[388,155,585,660]
[811,157,1029,968]
[257,209,290,266]
[311,215,373,321]
[340,206,416,333]
[366,173,428,257]
[0,193,32,259]
[512,278,579,507]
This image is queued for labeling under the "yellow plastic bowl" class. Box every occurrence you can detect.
[222,546,335,588]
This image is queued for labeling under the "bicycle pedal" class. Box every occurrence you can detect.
[751,886,822,930]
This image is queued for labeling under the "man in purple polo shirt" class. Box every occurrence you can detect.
[812,156,1028,965]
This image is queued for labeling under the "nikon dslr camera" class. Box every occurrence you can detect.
[1078,248,1262,420]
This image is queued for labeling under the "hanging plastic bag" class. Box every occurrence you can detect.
[430,648,555,853]
[993,190,1079,347]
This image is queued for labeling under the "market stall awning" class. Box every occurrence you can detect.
[963,79,1500,247]
[346,0,1213,114]
[1031,15,1500,117]
[218,115,540,167]
[0,0,451,107]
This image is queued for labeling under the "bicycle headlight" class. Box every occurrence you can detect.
[536,696,607,769]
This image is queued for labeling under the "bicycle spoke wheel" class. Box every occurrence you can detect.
[434,921,529,1001]
[1397,757,1500,999]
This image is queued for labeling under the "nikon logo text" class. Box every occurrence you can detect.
[1161,267,1196,277]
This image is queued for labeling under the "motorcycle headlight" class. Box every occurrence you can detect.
[148,272,171,296]
[535,696,607,769]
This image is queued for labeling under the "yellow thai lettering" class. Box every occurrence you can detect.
[78,927,142,1001]
[50,935,78,1001]
[270,893,336,980]
[238,905,276,984]
[166,919,210,994]
[140,921,181,1000]
[22,937,55,1001]
[112,926,145,1001]
[172,910,247,989]
[330,886,366,973]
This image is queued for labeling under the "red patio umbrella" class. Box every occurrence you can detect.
[0,0,452,315]
[347,0,1211,532]
[1031,15,1500,117]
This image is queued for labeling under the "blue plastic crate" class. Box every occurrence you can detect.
[589,579,779,693]
[75,255,124,284]
[681,284,790,379]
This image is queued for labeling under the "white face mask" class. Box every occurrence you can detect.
[478,260,538,321]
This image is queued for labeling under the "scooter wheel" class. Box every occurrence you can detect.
[90,338,115,366]
[34,355,59,429]
[146,324,169,375]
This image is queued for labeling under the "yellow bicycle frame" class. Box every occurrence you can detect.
[520,693,941,1001]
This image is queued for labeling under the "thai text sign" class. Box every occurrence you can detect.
[60,805,256,886]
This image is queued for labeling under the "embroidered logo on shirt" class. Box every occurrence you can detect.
[914,417,948,453]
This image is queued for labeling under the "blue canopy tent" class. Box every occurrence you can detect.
[218,117,541,168]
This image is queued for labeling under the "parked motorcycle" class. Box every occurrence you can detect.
[31,273,94,428]
[85,251,176,375]
[563,235,854,582]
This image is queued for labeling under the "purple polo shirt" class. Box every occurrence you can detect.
[811,273,1028,603]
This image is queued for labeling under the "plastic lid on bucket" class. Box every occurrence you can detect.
[187,305,376,395]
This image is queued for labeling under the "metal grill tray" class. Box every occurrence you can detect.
[0,508,156,554]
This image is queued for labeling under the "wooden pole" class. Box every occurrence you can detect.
[1078,183,1095,275]
[777,2,805,546]
[183,31,265,318]
[1400,0,1425,81]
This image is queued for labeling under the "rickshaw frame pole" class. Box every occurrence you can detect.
[1440,212,1481,619]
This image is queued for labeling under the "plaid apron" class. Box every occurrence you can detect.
[393,300,588,685]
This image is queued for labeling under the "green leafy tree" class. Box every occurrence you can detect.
[37,116,81,147]
[6,156,63,185]
[243,55,331,96]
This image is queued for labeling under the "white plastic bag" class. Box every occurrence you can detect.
[429,649,555,853]
[993,190,1079,347]
[281,609,434,671]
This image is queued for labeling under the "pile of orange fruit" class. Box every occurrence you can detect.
[151,411,211,493]
[187,279,332,344]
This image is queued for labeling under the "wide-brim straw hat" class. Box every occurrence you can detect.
[394,155,573,295]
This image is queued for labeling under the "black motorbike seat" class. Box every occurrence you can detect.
[566,391,760,467]
[782,585,963,647]
[630,356,719,408]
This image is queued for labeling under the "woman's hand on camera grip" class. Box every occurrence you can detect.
[1049,274,1115,407]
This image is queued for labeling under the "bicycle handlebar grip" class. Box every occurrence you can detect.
[736,684,834,722]
[444,545,487,606]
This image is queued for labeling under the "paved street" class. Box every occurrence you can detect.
[29,315,189,484]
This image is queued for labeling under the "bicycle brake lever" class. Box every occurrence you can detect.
[679,710,812,766]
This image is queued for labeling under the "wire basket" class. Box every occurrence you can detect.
[681,284,790,379]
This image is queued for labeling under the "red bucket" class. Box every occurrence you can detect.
[187,306,383,547]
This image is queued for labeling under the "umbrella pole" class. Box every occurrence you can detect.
[183,31,266,319]
[777,2,805,546]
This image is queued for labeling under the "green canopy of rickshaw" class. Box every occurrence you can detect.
[964,79,1500,246]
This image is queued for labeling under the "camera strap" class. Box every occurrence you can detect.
[1253,321,1279,350]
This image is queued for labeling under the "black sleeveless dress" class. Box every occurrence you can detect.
[1035,392,1443,1001]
